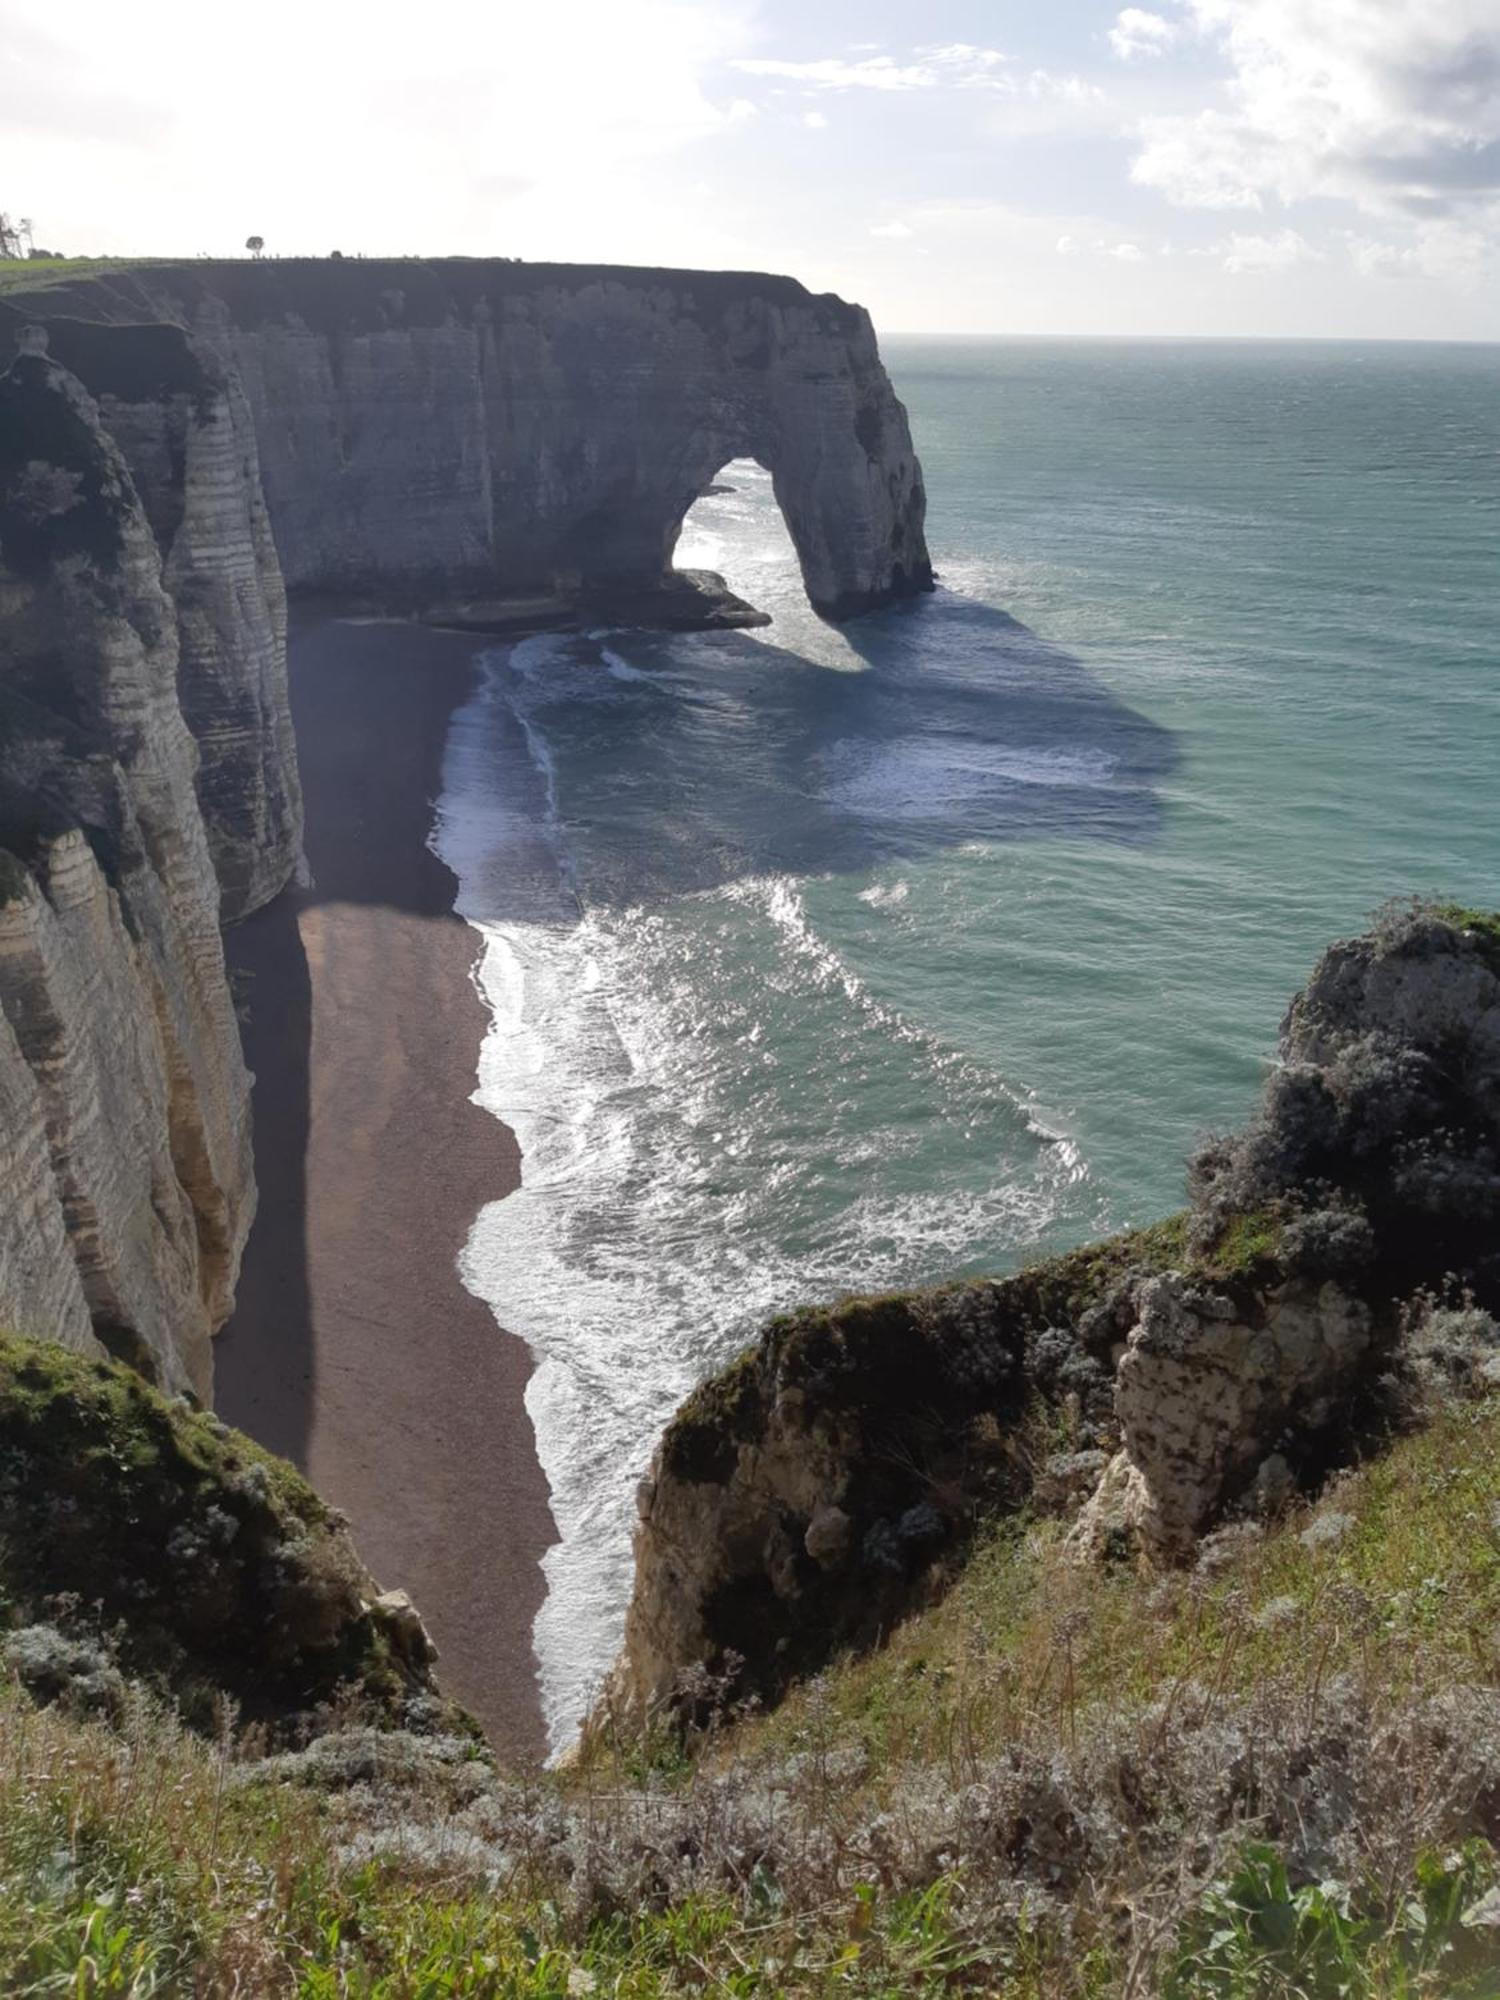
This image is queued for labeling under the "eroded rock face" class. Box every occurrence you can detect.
[100,365,300,921]
[596,1246,1141,1732]
[1075,1274,1371,1557]
[0,999,94,1353]
[1,260,932,624]
[0,351,255,1396]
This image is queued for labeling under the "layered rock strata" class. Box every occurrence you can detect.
[28,316,303,922]
[0,347,256,1396]
[1,260,933,623]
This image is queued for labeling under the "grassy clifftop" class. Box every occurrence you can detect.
[4,1385,1500,1994]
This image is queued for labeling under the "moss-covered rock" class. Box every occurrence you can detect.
[0,1334,453,1735]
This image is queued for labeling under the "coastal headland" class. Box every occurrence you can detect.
[216,618,553,1761]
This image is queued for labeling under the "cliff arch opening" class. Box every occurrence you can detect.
[671,458,800,626]
[671,458,870,668]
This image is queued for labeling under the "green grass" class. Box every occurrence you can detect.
[0,258,136,296]
[727,1394,1500,1781]
[1190,1204,1284,1280]
[0,1335,446,1731]
[1433,904,1500,978]
[5,1387,1500,1992]
[0,1687,1074,1996]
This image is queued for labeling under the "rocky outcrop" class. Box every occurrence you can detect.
[1075,902,1500,1558]
[1,260,932,624]
[604,907,1500,1726]
[0,347,256,1397]
[1074,1273,1371,1557]
[597,1231,1162,1730]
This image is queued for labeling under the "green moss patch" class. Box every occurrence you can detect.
[1433,903,1500,978]
[0,1335,432,1732]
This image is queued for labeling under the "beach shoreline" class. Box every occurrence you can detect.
[217,616,553,1763]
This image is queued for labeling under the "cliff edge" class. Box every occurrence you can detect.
[603,902,1500,1728]
[0,343,259,1396]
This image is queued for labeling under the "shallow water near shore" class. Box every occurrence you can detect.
[433,337,1500,1752]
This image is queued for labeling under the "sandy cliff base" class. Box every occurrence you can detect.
[217,618,552,1761]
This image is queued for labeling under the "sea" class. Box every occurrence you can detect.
[432,337,1500,1753]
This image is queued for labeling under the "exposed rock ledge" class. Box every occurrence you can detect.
[601,905,1500,1730]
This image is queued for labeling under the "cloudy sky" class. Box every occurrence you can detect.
[4,0,1498,336]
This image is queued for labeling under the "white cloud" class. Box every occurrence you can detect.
[869,220,914,238]
[0,0,759,258]
[802,110,828,129]
[1023,69,1105,104]
[1217,226,1319,271]
[1131,0,1500,224]
[732,43,1011,93]
[1343,220,1490,278]
[1056,233,1080,254]
[1110,240,1147,259]
[1109,9,1179,60]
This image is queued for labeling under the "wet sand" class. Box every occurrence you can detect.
[217,617,553,1763]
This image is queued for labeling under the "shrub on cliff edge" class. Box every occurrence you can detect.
[0,1333,446,1733]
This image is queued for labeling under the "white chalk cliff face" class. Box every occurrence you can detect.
[0,346,257,1397]
[3,260,933,622]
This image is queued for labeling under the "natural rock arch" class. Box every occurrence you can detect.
[2,260,934,624]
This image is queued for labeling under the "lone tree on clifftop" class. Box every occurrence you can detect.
[245,234,265,258]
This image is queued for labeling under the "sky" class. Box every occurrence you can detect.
[3,0,1498,337]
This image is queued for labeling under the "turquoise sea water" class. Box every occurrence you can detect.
[435,338,1500,1747]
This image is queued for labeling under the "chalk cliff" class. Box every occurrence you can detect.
[2,260,932,622]
[0,345,256,1397]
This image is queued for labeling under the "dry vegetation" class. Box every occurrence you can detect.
[5,1388,1500,1994]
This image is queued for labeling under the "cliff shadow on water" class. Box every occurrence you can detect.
[461,585,1181,924]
